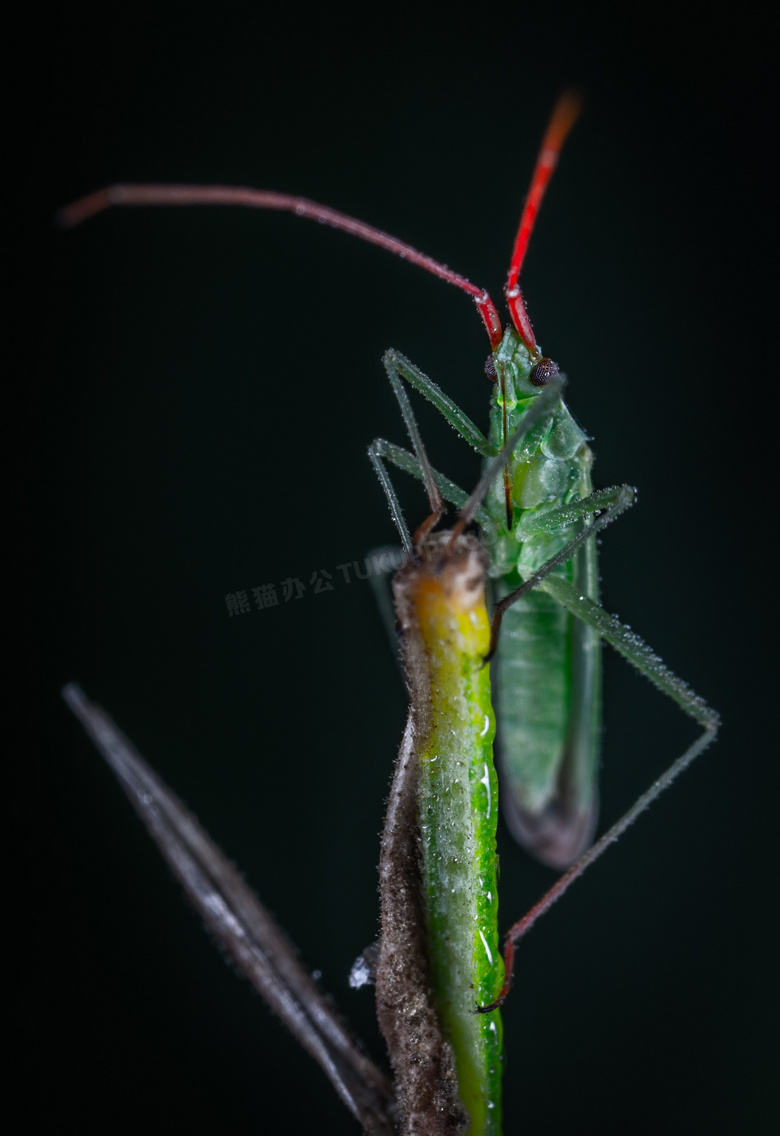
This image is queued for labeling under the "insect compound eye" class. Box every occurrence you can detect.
[529,357,560,387]
[484,354,498,383]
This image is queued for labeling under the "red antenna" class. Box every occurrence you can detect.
[58,184,504,349]
[505,91,583,354]
[58,94,581,356]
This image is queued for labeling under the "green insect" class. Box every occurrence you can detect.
[364,283,716,1131]
[59,95,716,876]
[59,95,719,1135]
[364,93,715,872]
[369,369,578,1134]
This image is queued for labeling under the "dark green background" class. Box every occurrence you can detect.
[29,6,776,1134]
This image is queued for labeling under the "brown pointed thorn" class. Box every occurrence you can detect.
[484,482,623,669]
[474,936,515,1013]
[413,509,444,548]
[503,465,514,530]
[505,91,584,348]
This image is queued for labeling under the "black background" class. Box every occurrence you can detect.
[23,5,777,1134]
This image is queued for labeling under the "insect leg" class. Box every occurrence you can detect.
[515,484,636,539]
[540,575,719,732]
[478,571,719,1013]
[382,356,444,541]
[486,484,636,659]
[376,350,492,545]
[369,439,490,524]
[480,692,717,1013]
[374,359,567,541]
[383,349,494,456]
[368,441,414,554]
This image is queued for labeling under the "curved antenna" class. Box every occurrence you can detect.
[505,91,583,353]
[58,184,504,350]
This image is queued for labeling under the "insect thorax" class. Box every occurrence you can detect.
[485,327,593,582]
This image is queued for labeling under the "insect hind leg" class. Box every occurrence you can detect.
[479,527,719,1009]
[541,574,719,735]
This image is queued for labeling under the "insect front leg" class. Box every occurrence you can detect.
[383,349,494,456]
[368,438,489,522]
[371,349,504,547]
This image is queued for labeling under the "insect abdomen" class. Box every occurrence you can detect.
[495,555,601,869]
